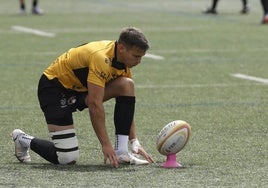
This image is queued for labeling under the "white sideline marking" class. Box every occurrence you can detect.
[144,53,164,60]
[231,73,268,85]
[12,25,56,37]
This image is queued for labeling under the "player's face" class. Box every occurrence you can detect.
[120,46,146,68]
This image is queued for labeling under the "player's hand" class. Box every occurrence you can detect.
[102,144,118,168]
[130,139,155,163]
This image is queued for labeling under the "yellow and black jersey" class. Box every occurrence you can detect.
[44,40,132,92]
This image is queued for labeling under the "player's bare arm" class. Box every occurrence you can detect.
[87,82,118,168]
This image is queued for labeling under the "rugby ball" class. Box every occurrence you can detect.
[156,120,191,155]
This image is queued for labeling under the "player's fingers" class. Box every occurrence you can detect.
[109,154,118,168]
[103,155,107,165]
[143,153,154,163]
[145,154,155,163]
[139,149,155,163]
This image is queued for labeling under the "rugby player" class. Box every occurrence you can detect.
[11,27,154,167]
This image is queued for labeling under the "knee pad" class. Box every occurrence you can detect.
[50,129,79,164]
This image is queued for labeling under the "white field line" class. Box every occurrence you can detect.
[152,48,268,54]
[47,26,204,33]
[136,83,262,89]
[144,53,164,60]
[231,73,268,85]
[3,51,165,60]
[8,26,202,35]
[12,25,56,37]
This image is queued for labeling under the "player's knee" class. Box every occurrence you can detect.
[50,129,79,165]
[57,150,79,165]
[117,77,135,94]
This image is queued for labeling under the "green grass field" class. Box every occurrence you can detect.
[0,0,267,187]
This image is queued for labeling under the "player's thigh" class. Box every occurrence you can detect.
[38,76,87,126]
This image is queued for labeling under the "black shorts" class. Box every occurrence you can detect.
[38,74,88,126]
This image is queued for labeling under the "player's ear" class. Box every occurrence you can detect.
[117,43,127,52]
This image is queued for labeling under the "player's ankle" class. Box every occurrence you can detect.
[19,133,34,148]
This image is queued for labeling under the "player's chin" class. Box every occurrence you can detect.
[127,65,134,68]
[129,64,138,68]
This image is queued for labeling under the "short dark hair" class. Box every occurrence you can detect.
[118,27,149,51]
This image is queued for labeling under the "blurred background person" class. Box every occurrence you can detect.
[19,0,43,15]
[203,0,249,14]
[260,0,268,23]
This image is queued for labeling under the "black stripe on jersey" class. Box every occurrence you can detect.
[112,58,126,70]
[76,42,89,48]
[55,146,79,152]
[73,68,89,88]
[111,42,126,70]
[51,133,76,140]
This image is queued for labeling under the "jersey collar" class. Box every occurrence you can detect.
[112,42,126,70]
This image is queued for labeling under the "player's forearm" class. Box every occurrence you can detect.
[89,106,111,146]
